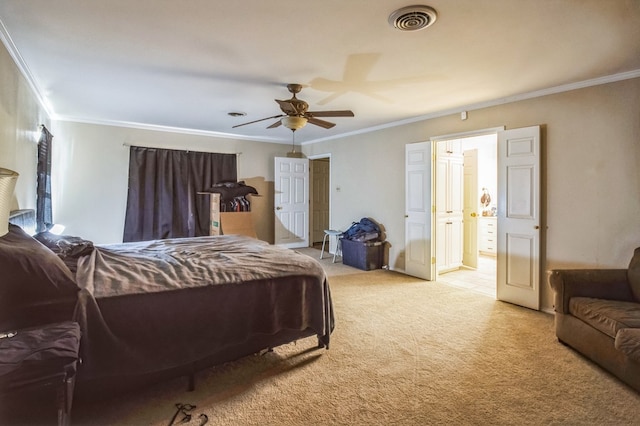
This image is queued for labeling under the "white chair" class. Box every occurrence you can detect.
[320,229,343,263]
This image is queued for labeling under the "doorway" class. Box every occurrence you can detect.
[309,156,331,248]
[435,132,498,298]
[405,126,541,307]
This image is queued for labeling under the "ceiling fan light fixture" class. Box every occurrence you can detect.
[389,5,437,31]
[281,116,308,131]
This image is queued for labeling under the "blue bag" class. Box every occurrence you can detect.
[343,217,381,242]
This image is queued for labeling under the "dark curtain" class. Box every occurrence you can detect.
[123,146,237,242]
[36,125,53,232]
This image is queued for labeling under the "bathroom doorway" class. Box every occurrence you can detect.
[435,132,497,298]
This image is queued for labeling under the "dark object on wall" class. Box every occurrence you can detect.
[481,187,491,207]
[341,239,384,271]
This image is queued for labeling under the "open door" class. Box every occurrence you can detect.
[463,149,479,269]
[310,158,330,245]
[496,126,541,310]
[405,142,434,280]
[274,157,309,248]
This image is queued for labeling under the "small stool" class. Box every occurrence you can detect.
[320,230,343,263]
[0,321,81,426]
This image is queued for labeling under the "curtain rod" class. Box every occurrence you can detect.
[121,143,242,155]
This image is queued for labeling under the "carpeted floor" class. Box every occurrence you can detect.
[70,251,640,425]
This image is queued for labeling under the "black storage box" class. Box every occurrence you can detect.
[341,239,384,271]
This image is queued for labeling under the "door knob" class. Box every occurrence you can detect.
[470,212,477,217]
[276,206,282,210]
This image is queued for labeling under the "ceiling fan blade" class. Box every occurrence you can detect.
[232,114,284,128]
[275,99,298,115]
[308,117,336,129]
[307,110,354,117]
[267,120,282,129]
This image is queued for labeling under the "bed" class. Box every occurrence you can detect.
[0,224,334,397]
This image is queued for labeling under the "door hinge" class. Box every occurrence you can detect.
[431,257,436,264]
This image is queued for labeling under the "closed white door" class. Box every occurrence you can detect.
[496,126,541,310]
[274,157,309,248]
[405,142,434,280]
[436,141,463,273]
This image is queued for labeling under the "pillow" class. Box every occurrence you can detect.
[34,232,95,259]
[0,225,80,323]
[627,247,640,302]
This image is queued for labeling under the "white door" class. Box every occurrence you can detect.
[463,149,479,269]
[274,157,309,248]
[496,126,541,310]
[435,141,464,273]
[405,142,434,280]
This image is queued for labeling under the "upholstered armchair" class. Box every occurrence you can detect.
[549,249,640,392]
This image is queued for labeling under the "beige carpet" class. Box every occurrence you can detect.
[71,253,640,425]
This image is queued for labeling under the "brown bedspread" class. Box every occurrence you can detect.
[73,235,333,383]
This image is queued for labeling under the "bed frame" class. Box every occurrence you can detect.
[2,218,333,399]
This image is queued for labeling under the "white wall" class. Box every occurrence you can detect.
[0,42,50,211]
[3,33,640,312]
[305,77,640,311]
[51,121,291,244]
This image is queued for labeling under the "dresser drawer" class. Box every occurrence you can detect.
[479,217,497,255]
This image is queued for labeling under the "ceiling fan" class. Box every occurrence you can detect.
[232,84,354,131]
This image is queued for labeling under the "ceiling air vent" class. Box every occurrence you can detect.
[388,5,437,31]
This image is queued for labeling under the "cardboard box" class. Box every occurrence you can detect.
[220,212,257,238]
[208,193,221,236]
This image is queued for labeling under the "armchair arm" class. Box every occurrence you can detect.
[549,269,635,314]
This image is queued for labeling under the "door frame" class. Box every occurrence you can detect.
[430,127,504,281]
[309,153,332,249]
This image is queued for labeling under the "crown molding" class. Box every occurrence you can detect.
[61,67,640,145]
[2,17,638,145]
[55,116,287,144]
[0,17,54,118]
[303,69,640,145]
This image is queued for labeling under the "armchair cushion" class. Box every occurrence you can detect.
[615,328,640,362]
[570,297,640,338]
[627,247,640,302]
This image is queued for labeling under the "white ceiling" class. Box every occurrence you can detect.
[1,0,639,144]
